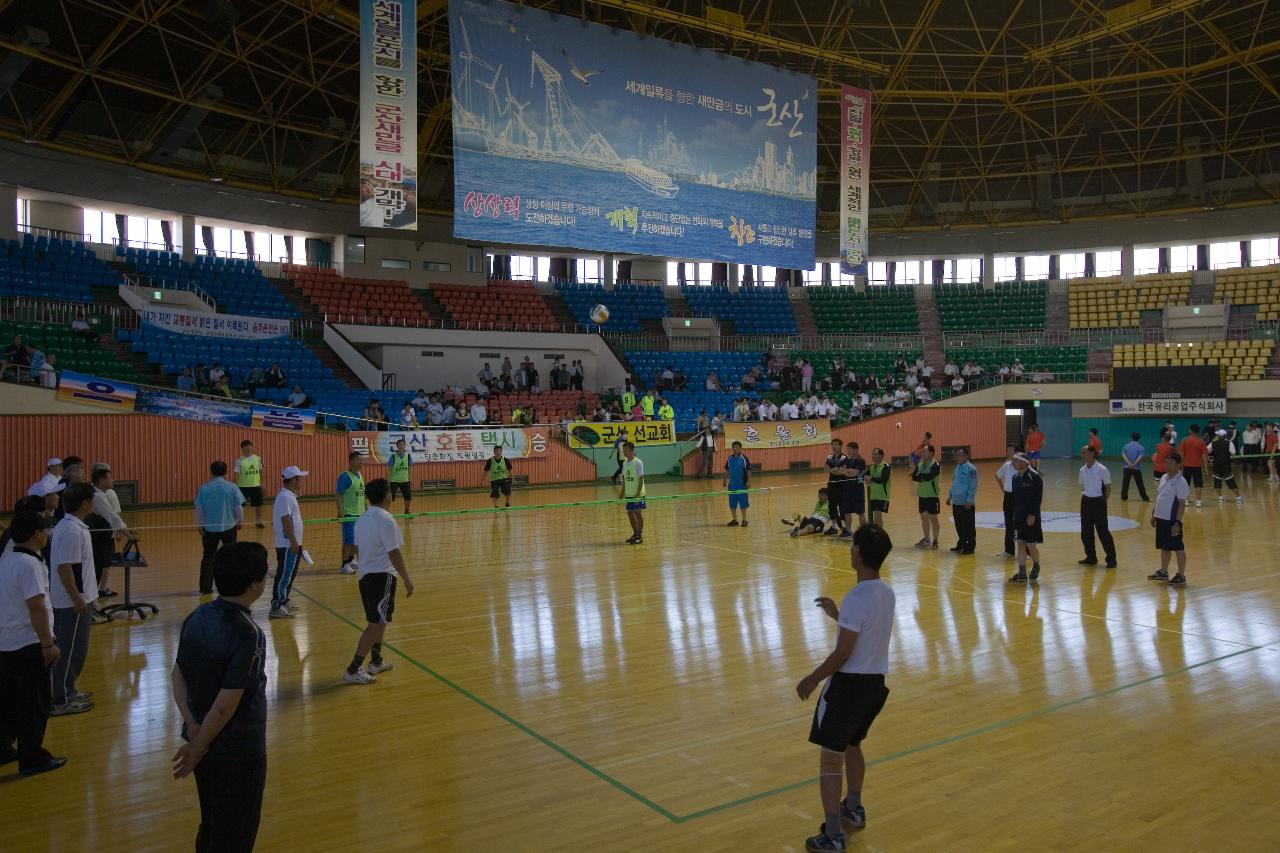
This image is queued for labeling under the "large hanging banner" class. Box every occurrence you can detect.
[838,85,871,276]
[448,0,816,268]
[566,420,675,449]
[359,0,418,229]
[724,419,830,450]
[138,306,291,340]
[350,427,549,463]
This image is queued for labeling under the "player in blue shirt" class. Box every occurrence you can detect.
[724,440,751,527]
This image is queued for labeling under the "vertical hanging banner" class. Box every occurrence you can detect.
[839,86,871,276]
[360,0,418,230]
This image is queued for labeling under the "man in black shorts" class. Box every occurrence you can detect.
[343,479,415,685]
[839,442,868,540]
[1008,454,1044,583]
[823,439,852,537]
[796,524,896,851]
[484,446,513,508]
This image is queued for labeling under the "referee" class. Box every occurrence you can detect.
[1077,445,1117,568]
[194,461,245,596]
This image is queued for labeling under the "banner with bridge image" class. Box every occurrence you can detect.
[448,0,817,268]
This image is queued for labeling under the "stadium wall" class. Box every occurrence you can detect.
[0,414,598,509]
[335,235,485,286]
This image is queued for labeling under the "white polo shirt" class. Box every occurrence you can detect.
[997,460,1016,493]
[94,487,126,531]
[272,488,303,549]
[1154,473,1190,521]
[27,472,60,497]
[837,578,896,674]
[1079,461,1111,497]
[0,547,52,651]
[354,506,404,577]
[49,515,97,608]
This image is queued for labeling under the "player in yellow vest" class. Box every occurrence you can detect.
[641,392,655,419]
[511,406,523,424]
[866,447,891,526]
[387,437,413,513]
[619,441,646,544]
[337,451,366,574]
[484,446,513,508]
[657,400,675,420]
[234,439,265,528]
[621,387,636,414]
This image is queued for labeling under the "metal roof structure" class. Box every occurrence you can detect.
[1,0,1277,233]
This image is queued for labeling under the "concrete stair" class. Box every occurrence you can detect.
[1045,291,1070,333]
[914,287,946,373]
[305,340,367,390]
[269,276,325,325]
[791,293,820,344]
[411,286,450,325]
[541,291,578,326]
[1087,347,1113,381]
[1188,277,1217,305]
[90,286,166,386]
[666,292,693,318]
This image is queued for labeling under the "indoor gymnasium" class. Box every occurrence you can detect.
[1,1,1279,851]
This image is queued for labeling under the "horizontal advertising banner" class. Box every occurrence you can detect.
[724,419,831,450]
[56,370,317,432]
[566,420,674,449]
[1110,398,1227,416]
[449,0,816,267]
[350,427,549,463]
[138,306,292,340]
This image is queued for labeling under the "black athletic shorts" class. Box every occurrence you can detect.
[239,486,263,507]
[809,672,889,752]
[869,499,889,514]
[1183,467,1203,488]
[1154,518,1184,552]
[843,484,866,515]
[490,478,512,499]
[358,572,397,624]
[1015,518,1044,544]
[1213,473,1237,490]
[389,481,412,501]
[918,497,940,516]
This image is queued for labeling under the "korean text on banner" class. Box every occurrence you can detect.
[449,0,817,268]
[56,370,138,412]
[724,419,830,450]
[360,0,417,230]
[350,428,549,463]
[838,85,871,276]
[566,421,674,449]
[138,306,291,340]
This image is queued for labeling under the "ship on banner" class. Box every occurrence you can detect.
[449,0,817,268]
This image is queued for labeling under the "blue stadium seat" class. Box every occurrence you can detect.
[0,236,119,301]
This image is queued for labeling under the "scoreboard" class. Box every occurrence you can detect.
[1109,365,1227,416]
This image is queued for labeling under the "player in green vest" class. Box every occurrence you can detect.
[388,437,413,513]
[657,400,675,420]
[867,447,892,526]
[510,406,523,424]
[621,386,636,414]
[619,441,646,544]
[484,445,513,508]
[336,451,366,574]
[234,439,265,528]
[641,392,655,419]
[910,443,941,549]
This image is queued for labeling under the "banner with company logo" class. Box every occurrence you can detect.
[360,0,418,229]
[56,370,138,411]
[252,406,317,435]
[138,306,292,340]
[724,419,830,450]
[566,420,675,449]
[838,85,871,276]
[351,427,548,463]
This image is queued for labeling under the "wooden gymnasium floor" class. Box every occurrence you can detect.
[4,458,1279,852]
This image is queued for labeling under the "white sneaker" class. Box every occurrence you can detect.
[1236,495,1245,504]
[269,605,292,619]
[343,669,376,685]
[366,660,394,675]
[339,562,356,575]
[1195,500,1203,507]
[1219,496,1226,503]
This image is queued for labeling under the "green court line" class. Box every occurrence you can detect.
[292,588,682,823]
[674,642,1266,823]
[297,585,1267,826]
[301,485,775,525]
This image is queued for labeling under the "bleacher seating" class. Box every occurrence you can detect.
[680,285,797,334]
[119,327,335,389]
[625,350,766,431]
[115,247,297,319]
[432,281,557,330]
[1068,273,1191,328]
[945,346,1087,378]
[1215,265,1280,322]
[937,281,1046,330]
[556,282,668,331]
[807,286,919,334]
[2,320,143,383]
[1112,339,1274,381]
[788,349,922,379]
[282,265,432,325]
[0,234,119,301]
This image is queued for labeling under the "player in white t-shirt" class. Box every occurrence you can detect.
[269,466,308,619]
[795,524,896,851]
[343,479,415,685]
[48,483,99,715]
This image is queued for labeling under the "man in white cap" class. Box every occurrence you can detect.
[28,459,63,497]
[270,466,309,619]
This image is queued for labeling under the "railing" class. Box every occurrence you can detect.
[16,223,94,243]
[0,295,136,332]
[123,274,216,313]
